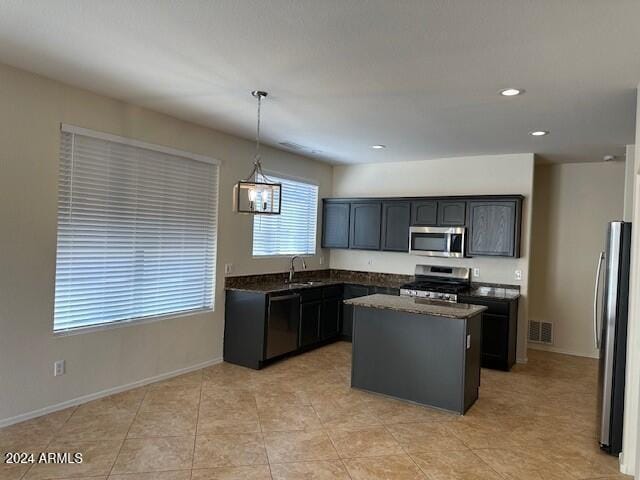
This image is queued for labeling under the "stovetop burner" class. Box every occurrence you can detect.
[400,265,471,302]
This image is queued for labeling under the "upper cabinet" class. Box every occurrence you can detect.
[322,195,522,258]
[437,201,466,226]
[349,202,382,250]
[467,199,522,257]
[322,201,350,248]
[411,201,438,226]
[381,201,410,252]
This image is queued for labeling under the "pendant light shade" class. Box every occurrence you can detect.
[234,91,282,215]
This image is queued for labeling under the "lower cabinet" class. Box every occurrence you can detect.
[321,297,341,340]
[341,284,399,340]
[300,300,322,347]
[459,296,518,371]
[300,286,343,348]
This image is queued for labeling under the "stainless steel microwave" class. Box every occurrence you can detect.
[408,226,465,258]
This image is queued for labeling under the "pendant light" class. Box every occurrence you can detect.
[233,90,282,215]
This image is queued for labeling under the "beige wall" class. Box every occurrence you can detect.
[0,62,333,424]
[330,154,535,362]
[622,88,640,477]
[529,162,625,359]
[625,144,636,222]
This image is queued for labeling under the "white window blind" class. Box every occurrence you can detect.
[53,126,219,332]
[252,175,318,256]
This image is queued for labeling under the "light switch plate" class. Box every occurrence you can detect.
[472,268,480,278]
[515,269,522,281]
[224,263,233,274]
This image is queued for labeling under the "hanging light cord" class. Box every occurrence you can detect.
[245,91,273,183]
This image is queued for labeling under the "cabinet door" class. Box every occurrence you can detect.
[480,313,509,367]
[411,201,438,226]
[322,202,350,248]
[300,301,321,347]
[349,202,382,250]
[467,201,518,257]
[321,297,341,340]
[437,201,466,226]
[381,201,410,251]
[341,284,371,338]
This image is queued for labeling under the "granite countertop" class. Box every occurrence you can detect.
[224,269,520,300]
[225,270,410,294]
[225,278,343,294]
[344,294,487,319]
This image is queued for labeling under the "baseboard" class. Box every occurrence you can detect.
[516,357,528,364]
[0,356,222,428]
[528,343,599,359]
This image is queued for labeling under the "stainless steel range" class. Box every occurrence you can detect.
[400,265,471,303]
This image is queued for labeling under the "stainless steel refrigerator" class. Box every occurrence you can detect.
[594,221,631,455]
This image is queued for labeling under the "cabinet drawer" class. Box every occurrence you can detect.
[459,297,509,316]
[299,287,323,303]
[323,285,343,299]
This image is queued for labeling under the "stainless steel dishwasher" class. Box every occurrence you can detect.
[266,293,301,360]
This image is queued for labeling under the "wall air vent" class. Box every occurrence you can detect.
[278,141,324,156]
[279,141,306,151]
[528,320,553,345]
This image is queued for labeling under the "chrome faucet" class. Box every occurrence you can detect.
[289,256,307,283]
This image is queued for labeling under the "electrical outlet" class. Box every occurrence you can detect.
[367,259,373,266]
[515,269,522,281]
[224,263,233,274]
[54,360,65,377]
[472,268,480,278]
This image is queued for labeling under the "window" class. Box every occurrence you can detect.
[53,125,219,332]
[252,175,319,256]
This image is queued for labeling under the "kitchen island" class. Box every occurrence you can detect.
[345,294,486,414]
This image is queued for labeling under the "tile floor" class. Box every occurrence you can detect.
[0,342,631,479]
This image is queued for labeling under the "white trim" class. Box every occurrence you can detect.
[528,343,600,359]
[0,356,222,428]
[60,123,221,165]
[53,307,214,337]
[516,357,528,364]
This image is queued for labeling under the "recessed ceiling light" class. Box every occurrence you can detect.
[371,145,386,149]
[529,130,549,137]
[499,88,524,97]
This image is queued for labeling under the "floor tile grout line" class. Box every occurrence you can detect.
[106,386,149,478]
[19,404,79,480]
[189,374,204,475]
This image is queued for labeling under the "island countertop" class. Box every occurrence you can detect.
[344,294,487,319]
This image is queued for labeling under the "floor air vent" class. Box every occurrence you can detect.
[528,320,553,344]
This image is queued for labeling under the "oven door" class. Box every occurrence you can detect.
[409,226,465,258]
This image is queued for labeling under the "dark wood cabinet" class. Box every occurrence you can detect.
[321,297,341,340]
[322,195,522,258]
[300,300,321,347]
[458,296,518,371]
[322,201,350,249]
[349,202,382,250]
[437,200,466,226]
[467,200,521,257]
[341,284,373,340]
[381,201,410,251]
[411,201,438,226]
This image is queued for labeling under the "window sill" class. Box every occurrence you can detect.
[53,307,214,337]
[252,254,317,259]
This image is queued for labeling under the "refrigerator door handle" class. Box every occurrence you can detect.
[593,251,604,349]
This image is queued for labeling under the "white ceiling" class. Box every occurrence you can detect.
[0,0,639,164]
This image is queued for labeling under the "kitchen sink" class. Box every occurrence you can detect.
[287,281,325,288]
